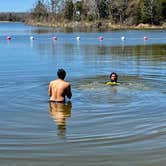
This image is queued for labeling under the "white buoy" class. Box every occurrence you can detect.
[76,36,80,41]
[6,36,11,40]
[121,36,125,41]
[99,36,104,41]
[30,36,34,40]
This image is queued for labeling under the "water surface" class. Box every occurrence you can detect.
[0,22,166,166]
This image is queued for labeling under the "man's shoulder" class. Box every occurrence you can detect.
[64,81,70,87]
[50,80,57,84]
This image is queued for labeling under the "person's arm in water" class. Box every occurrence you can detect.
[48,81,52,97]
[65,84,72,99]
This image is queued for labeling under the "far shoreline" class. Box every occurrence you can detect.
[25,20,166,31]
[1,20,166,30]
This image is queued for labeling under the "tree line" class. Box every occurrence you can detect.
[0,12,26,22]
[26,0,166,26]
[0,0,165,26]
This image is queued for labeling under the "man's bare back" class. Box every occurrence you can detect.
[48,69,72,102]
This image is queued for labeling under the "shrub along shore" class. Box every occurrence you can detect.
[25,20,166,30]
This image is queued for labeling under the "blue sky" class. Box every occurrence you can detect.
[0,0,36,12]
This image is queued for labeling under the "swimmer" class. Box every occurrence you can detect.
[48,68,72,102]
[106,72,120,85]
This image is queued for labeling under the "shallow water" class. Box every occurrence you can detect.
[0,22,166,166]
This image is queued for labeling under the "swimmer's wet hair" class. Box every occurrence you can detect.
[57,68,66,79]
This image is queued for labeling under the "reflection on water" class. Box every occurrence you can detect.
[49,101,72,138]
[32,40,166,72]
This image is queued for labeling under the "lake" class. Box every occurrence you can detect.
[0,22,166,166]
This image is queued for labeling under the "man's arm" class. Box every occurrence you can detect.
[48,82,52,97]
[66,84,72,99]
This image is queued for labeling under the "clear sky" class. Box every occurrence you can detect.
[0,0,36,12]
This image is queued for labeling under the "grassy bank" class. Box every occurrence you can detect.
[25,20,166,31]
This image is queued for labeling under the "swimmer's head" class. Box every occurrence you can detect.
[57,69,66,80]
[110,72,118,82]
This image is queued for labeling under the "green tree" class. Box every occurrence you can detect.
[140,0,159,24]
[158,0,166,20]
[122,0,144,25]
[64,0,74,20]
[98,0,109,19]
[74,1,83,21]
[31,0,48,21]
[110,0,128,23]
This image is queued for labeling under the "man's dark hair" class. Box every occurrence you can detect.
[57,69,66,80]
[110,72,118,82]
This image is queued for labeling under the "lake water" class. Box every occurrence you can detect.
[0,22,166,166]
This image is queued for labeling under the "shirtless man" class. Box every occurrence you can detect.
[48,69,72,102]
